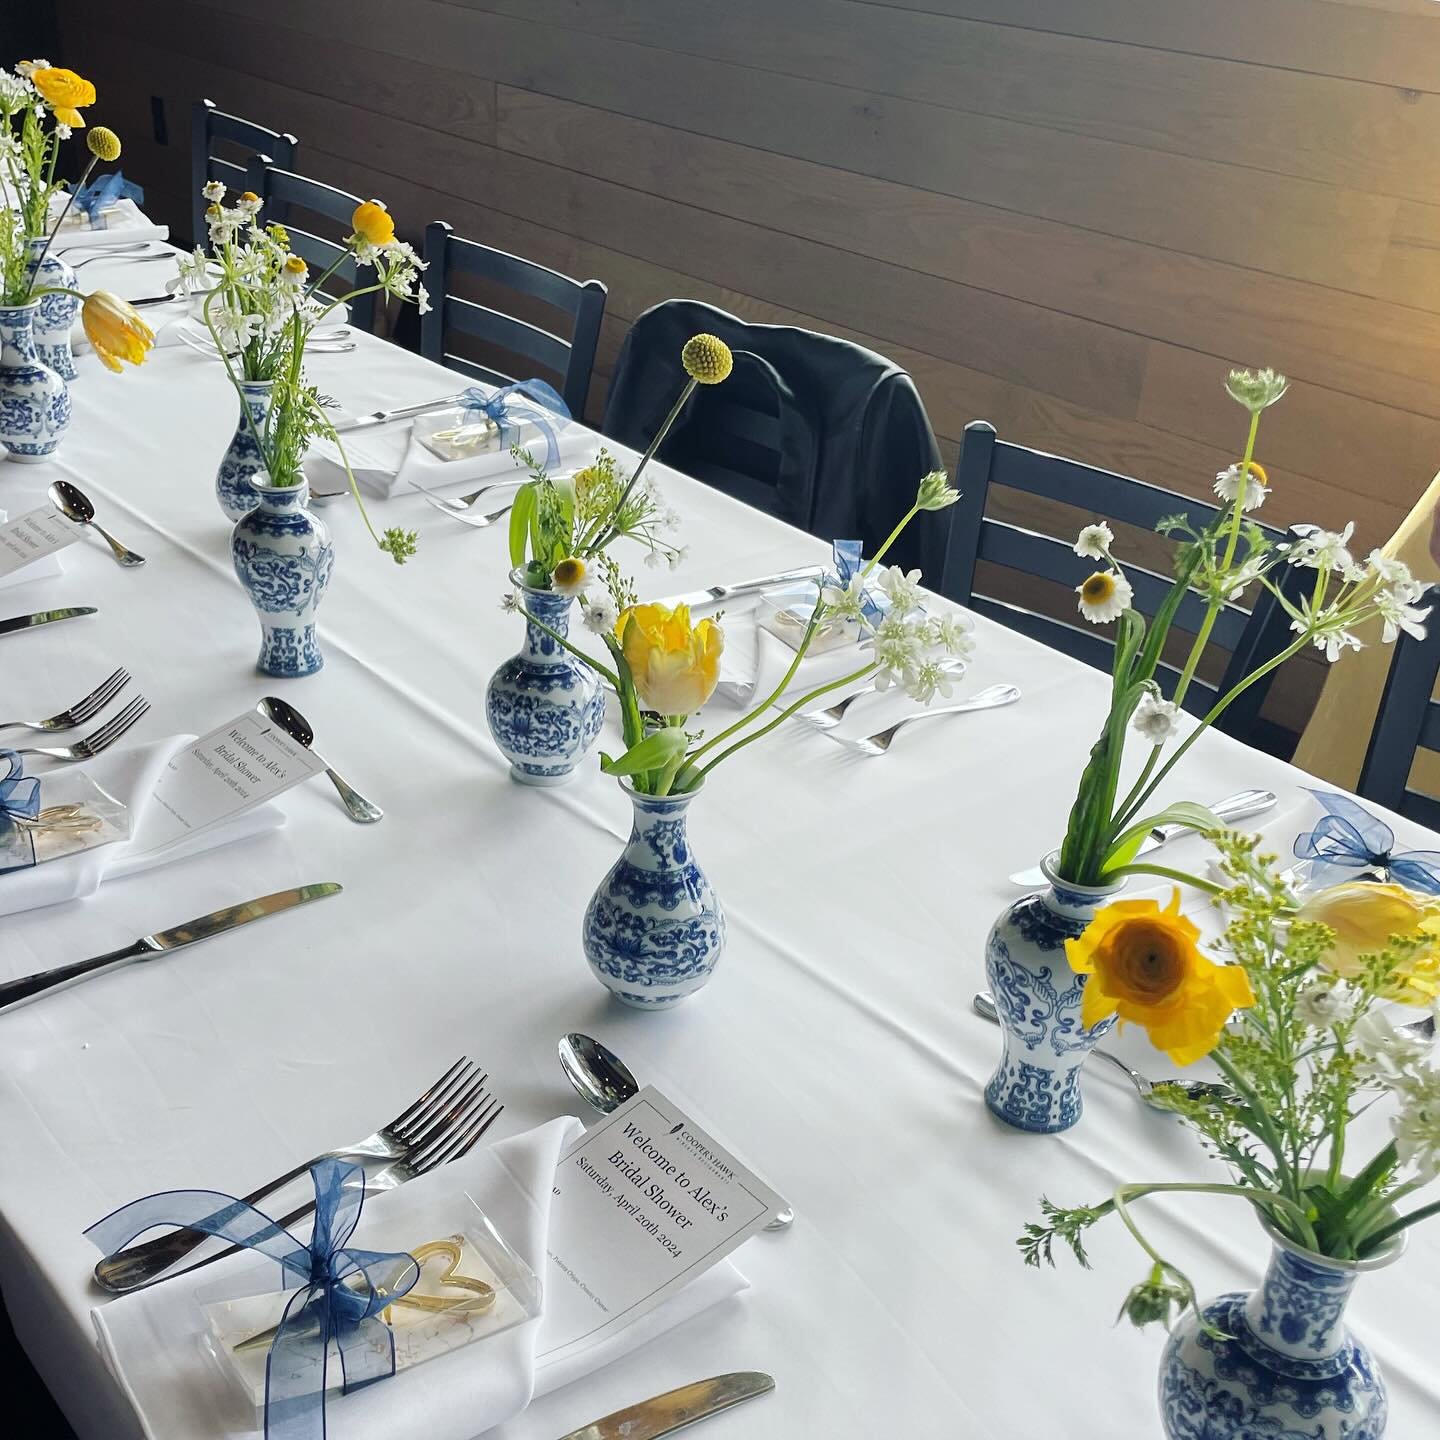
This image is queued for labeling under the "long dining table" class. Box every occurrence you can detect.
[2,248,1438,1440]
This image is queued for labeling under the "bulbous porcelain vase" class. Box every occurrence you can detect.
[0,302,70,463]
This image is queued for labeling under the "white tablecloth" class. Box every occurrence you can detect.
[1,251,1437,1439]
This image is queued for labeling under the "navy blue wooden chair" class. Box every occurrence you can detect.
[242,157,375,332]
[190,99,295,246]
[937,420,1307,748]
[419,222,605,418]
[1358,588,1440,829]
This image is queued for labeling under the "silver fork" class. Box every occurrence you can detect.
[445,499,517,530]
[70,250,170,271]
[13,695,149,761]
[93,1057,503,1292]
[826,683,1021,755]
[0,667,130,733]
[415,476,523,517]
[65,242,159,267]
[799,660,968,731]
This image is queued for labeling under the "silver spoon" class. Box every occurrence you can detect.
[47,480,146,568]
[256,696,383,824]
[65,241,159,267]
[971,991,1237,1110]
[558,1033,795,1232]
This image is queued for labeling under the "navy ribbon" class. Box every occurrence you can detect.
[1294,789,1440,895]
[460,380,570,473]
[827,538,885,624]
[85,1160,418,1440]
[72,171,145,223]
[0,750,40,874]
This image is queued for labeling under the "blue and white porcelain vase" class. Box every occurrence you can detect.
[230,472,334,677]
[1159,1224,1402,1440]
[983,853,1124,1133]
[0,301,70,463]
[24,238,78,383]
[216,379,272,521]
[485,571,605,786]
[584,779,725,1008]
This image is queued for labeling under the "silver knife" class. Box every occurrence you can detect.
[127,293,191,308]
[658,566,825,610]
[0,883,342,1013]
[0,606,98,636]
[555,1373,775,1440]
[332,394,468,433]
[1008,789,1279,889]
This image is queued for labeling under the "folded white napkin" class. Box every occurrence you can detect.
[92,1117,746,1440]
[51,208,169,252]
[0,736,284,918]
[306,413,594,501]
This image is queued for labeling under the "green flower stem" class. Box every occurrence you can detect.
[691,661,876,782]
[1210,1049,1310,1225]
[1094,1179,1317,1253]
[26,153,97,282]
[514,605,622,690]
[1358,1194,1440,1254]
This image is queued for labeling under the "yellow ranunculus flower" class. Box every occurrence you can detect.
[1067,891,1255,1066]
[53,107,85,129]
[619,603,724,717]
[351,200,395,247]
[1298,881,1440,1004]
[81,292,155,373]
[31,67,96,112]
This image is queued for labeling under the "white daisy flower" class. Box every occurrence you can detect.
[1073,522,1114,560]
[1130,691,1181,745]
[1213,463,1270,512]
[201,179,226,203]
[1076,570,1133,625]
[550,557,587,596]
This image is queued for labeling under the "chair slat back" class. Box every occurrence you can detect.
[190,99,295,245]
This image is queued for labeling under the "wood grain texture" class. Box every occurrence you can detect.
[54,0,1440,733]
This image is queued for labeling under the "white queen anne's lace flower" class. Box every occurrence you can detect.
[876,565,924,616]
[1073,522,1113,560]
[1286,522,1356,575]
[1131,691,1181,745]
[1353,1011,1433,1086]
[1392,1070,1440,1181]
[1293,979,1357,1030]
[1289,594,1362,662]
[1214,463,1270,512]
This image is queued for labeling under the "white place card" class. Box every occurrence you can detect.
[0,505,78,580]
[139,712,327,853]
[540,1086,784,1366]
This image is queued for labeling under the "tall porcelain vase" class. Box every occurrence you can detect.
[485,573,604,785]
[230,472,334,677]
[584,779,726,1008]
[216,379,272,521]
[0,302,70,463]
[1159,1226,1402,1440]
[24,239,78,383]
[982,853,1124,1133]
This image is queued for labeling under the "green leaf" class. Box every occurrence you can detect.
[508,483,536,569]
[600,726,690,777]
[1104,802,1221,869]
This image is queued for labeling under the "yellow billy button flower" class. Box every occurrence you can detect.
[1067,891,1255,1066]
[1298,882,1440,1005]
[619,603,724,717]
[86,125,121,161]
[551,556,587,596]
[30,66,96,113]
[81,292,156,373]
[351,200,396,247]
[681,333,733,385]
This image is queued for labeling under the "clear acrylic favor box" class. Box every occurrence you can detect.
[0,772,129,877]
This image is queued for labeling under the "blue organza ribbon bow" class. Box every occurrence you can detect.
[85,1160,419,1440]
[0,749,41,874]
[72,171,145,223]
[826,538,885,624]
[459,379,570,472]
[1293,789,1440,895]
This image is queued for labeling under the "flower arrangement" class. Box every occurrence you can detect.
[1021,832,1440,1327]
[506,468,970,795]
[192,184,427,562]
[0,59,152,365]
[1054,368,1429,889]
[508,333,732,594]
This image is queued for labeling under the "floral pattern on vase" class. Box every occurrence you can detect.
[24,239,78,383]
[0,301,70,463]
[216,379,272,521]
[983,852,1124,1133]
[485,574,605,786]
[1159,1227,1402,1440]
[584,780,725,1008]
[230,473,334,677]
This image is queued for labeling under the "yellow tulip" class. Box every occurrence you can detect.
[351,200,395,247]
[1298,882,1440,1003]
[1067,891,1254,1066]
[30,67,96,112]
[619,603,724,717]
[81,292,155,373]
